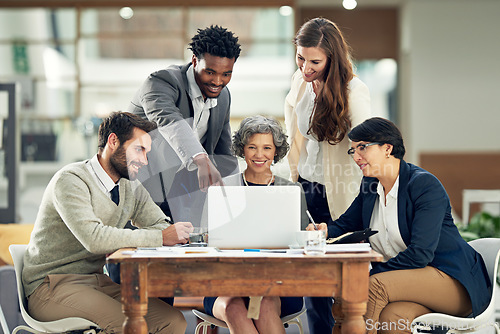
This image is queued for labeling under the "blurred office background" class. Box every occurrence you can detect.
[1,1,500,332]
[0,0,499,225]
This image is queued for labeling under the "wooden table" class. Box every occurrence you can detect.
[107,249,382,334]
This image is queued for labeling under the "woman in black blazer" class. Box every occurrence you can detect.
[312,117,491,333]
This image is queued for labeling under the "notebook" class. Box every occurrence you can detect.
[207,185,301,249]
[327,228,378,244]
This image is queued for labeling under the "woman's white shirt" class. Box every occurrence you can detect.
[369,176,407,262]
[295,82,324,184]
[284,69,371,219]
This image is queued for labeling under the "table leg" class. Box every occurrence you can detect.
[121,262,149,334]
[340,262,370,334]
[332,299,343,334]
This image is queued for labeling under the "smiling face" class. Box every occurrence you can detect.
[192,53,235,99]
[296,46,329,83]
[350,141,389,178]
[110,127,151,181]
[243,133,276,176]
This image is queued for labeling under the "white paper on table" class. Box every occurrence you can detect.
[325,243,371,253]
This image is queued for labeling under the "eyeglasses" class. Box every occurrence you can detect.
[347,142,382,156]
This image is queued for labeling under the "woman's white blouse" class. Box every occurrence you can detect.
[369,176,407,262]
[295,82,324,184]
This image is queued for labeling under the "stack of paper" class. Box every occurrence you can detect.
[125,247,219,257]
[325,243,371,253]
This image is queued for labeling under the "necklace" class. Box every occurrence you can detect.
[242,170,274,186]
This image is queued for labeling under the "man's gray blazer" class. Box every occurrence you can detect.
[128,63,238,210]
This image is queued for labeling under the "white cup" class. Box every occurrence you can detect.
[304,230,326,256]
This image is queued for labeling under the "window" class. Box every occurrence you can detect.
[0,6,295,164]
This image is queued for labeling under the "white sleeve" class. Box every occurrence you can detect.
[348,77,372,127]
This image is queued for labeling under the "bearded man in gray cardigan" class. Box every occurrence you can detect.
[23,112,192,333]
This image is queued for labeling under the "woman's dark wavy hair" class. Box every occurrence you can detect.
[188,25,241,61]
[97,111,157,150]
[232,115,289,164]
[294,17,354,145]
[348,117,406,159]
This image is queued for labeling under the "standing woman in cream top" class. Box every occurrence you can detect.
[284,17,371,334]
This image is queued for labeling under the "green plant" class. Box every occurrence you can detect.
[458,212,500,242]
[457,212,500,285]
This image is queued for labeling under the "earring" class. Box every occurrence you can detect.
[386,154,390,159]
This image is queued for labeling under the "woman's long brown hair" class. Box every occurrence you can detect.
[294,17,354,145]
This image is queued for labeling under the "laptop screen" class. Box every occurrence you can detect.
[207,186,301,249]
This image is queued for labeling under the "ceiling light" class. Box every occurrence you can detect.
[279,6,293,17]
[119,7,134,20]
[343,0,357,10]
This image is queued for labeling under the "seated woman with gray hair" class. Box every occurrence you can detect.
[203,115,306,334]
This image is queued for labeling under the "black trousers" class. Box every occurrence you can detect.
[297,176,335,334]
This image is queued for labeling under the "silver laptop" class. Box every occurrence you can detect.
[207,186,301,249]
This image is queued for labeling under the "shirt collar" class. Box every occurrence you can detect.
[187,65,203,100]
[186,64,218,108]
[376,176,400,200]
[389,176,399,199]
[89,154,117,192]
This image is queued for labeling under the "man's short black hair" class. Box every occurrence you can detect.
[188,25,241,61]
[98,111,157,150]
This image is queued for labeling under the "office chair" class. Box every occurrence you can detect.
[411,238,500,333]
[9,244,99,334]
[0,303,9,334]
[192,307,306,334]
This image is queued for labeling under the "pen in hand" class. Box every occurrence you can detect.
[306,210,319,230]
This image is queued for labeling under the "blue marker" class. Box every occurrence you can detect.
[244,249,287,253]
